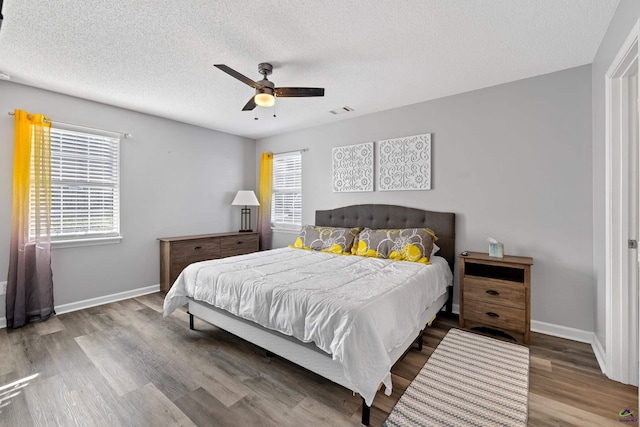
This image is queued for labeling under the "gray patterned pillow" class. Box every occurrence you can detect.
[352,227,437,263]
[290,225,361,254]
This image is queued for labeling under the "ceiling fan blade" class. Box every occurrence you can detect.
[214,64,263,89]
[275,87,325,97]
[242,96,257,111]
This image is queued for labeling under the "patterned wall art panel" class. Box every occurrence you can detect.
[332,142,374,192]
[378,133,431,191]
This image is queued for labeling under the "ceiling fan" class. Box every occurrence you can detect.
[214,63,324,111]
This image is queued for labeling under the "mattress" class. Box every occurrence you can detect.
[163,247,453,404]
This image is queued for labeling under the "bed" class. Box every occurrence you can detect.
[163,204,455,425]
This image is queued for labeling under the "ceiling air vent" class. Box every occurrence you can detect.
[329,106,354,115]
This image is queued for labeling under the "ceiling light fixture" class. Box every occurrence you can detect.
[214,63,323,112]
[254,90,275,107]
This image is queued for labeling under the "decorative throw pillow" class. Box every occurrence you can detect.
[352,228,437,263]
[290,225,361,254]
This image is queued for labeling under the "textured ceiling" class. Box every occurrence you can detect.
[0,0,620,139]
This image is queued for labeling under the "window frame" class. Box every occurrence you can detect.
[270,151,302,231]
[31,125,122,248]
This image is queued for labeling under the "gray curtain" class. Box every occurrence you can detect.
[7,243,54,328]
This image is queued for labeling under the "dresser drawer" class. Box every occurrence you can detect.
[463,276,525,309]
[220,234,259,257]
[169,258,196,284]
[170,239,221,261]
[160,232,259,293]
[463,300,526,333]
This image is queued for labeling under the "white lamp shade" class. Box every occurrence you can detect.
[231,190,260,206]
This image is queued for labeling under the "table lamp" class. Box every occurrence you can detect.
[231,190,260,232]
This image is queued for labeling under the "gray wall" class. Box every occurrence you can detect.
[257,65,593,332]
[592,0,640,351]
[0,81,256,319]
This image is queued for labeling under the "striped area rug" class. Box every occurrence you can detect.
[384,328,529,427]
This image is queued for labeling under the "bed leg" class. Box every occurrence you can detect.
[361,398,370,426]
[188,312,194,330]
[418,334,423,352]
[446,285,453,314]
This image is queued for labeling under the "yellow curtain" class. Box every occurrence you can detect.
[7,109,54,328]
[257,152,273,250]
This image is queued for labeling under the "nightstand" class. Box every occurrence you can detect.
[158,232,259,292]
[458,251,533,344]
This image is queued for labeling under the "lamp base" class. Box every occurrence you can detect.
[239,206,253,234]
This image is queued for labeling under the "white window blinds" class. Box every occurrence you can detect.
[271,151,302,230]
[38,127,121,241]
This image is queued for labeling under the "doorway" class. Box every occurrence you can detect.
[605,20,639,387]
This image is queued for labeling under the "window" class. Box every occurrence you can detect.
[271,151,302,230]
[30,127,121,244]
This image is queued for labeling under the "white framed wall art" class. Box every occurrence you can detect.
[332,141,374,192]
[378,133,431,191]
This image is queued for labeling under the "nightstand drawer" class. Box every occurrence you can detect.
[220,234,259,257]
[463,300,526,333]
[463,276,525,309]
[170,239,221,260]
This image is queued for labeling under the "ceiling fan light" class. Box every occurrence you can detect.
[254,93,275,107]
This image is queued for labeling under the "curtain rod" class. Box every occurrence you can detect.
[274,148,308,155]
[7,112,133,138]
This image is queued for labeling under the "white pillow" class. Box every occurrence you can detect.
[430,243,440,257]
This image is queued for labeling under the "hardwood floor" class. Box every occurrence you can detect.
[0,292,637,426]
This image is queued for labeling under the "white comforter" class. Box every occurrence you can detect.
[163,247,452,405]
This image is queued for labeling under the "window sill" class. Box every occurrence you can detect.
[52,236,123,249]
[271,228,301,234]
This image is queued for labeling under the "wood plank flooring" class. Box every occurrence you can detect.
[0,292,637,426]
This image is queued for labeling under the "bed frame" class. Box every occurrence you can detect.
[186,204,455,425]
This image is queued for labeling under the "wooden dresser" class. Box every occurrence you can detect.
[158,232,259,292]
[458,251,533,344]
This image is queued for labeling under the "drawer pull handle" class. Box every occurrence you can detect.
[237,241,243,245]
[486,290,500,296]
[194,246,202,250]
[486,312,500,318]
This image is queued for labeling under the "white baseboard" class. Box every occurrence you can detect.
[530,319,594,344]
[591,334,607,374]
[54,284,160,315]
[0,284,160,329]
[452,303,460,314]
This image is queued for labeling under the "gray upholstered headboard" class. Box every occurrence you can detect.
[315,204,456,271]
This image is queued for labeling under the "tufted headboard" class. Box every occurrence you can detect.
[315,204,456,271]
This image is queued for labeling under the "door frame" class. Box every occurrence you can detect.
[605,19,639,385]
